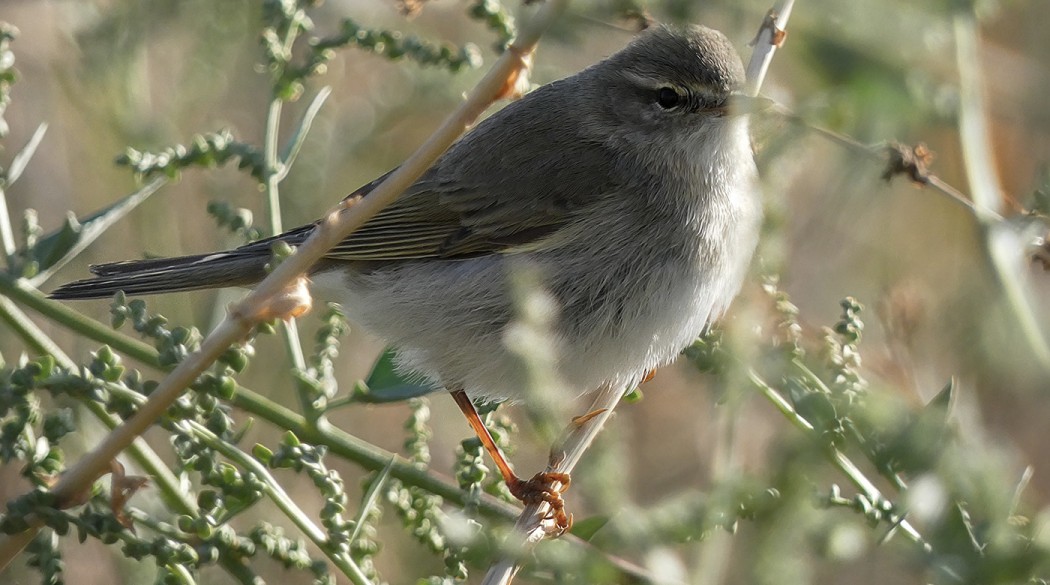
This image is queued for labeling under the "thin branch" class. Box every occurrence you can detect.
[773,108,998,221]
[744,0,794,97]
[0,0,570,570]
[953,15,1050,371]
[1,122,49,264]
[482,383,624,585]
[0,273,168,367]
[183,419,374,584]
[1,270,531,518]
[260,89,311,415]
[279,86,332,179]
[763,18,1050,375]
[0,292,214,574]
[27,176,168,287]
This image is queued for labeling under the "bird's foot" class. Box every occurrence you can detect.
[506,471,573,534]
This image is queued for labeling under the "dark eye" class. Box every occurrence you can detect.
[655,87,680,109]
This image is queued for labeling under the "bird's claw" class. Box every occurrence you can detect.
[507,471,572,534]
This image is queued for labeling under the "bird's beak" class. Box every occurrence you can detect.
[718,94,774,117]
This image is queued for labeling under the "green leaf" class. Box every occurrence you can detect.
[6,122,47,186]
[357,347,435,404]
[569,515,610,541]
[279,86,331,172]
[252,444,273,465]
[927,378,954,414]
[26,177,167,285]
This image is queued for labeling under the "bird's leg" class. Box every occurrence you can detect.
[449,389,571,532]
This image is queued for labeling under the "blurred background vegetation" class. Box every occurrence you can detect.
[1,0,1050,583]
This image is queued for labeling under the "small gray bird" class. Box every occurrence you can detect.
[52,24,764,529]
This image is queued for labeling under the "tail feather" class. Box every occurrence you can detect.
[49,252,269,300]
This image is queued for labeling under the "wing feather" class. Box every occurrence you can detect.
[257,78,623,263]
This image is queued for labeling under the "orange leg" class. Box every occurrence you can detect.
[450,389,571,531]
[641,368,657,384]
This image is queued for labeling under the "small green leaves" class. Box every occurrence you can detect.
[88,346,125,383]
[207,201,262,243]
[115,130,265,181]
[108,297,203,367]
[252,444,274,465]
[684,329,728,375]
[5,122,47,187]
[764,274,805,359]
[467,0,516,52]
[569,515,610,541]
[317,20,483,73]
[0,22,20,138]
[834,296,864,344]
[294,303,349,412]
[25,530,63,585]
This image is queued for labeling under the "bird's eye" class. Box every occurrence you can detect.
[655,87,681,109]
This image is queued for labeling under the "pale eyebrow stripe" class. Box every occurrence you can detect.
[620,71,718,101]
[620,71,668,89]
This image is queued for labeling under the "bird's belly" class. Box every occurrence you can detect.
[309,235,735,402]
[548,248,726,398]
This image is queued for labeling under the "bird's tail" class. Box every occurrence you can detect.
[49,252,270,300]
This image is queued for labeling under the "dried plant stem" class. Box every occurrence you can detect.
[953,15,1050,371]
[744,0,794,97]
[763,18,1050,374]
[0,0,569,570]
[482,383,624,585]
[789,19,1050,373]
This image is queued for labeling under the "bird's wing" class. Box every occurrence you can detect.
[264,85,621,262]
[317,176,585,261]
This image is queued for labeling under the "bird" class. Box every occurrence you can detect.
[51,23,764,532]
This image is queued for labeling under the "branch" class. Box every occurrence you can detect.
[761,16,1050,374]
[744,0,795,97]
[0,0,570,570]
[953,14,1050,371]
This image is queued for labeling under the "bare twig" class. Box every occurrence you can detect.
[761,18,1049,374]
[0,0,569,571]
[772,106,997,220]
[953,15,1050,371]
[482,383,624,585]
[744,0,795,97]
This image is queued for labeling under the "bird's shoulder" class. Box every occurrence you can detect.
[326,86,629,260]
